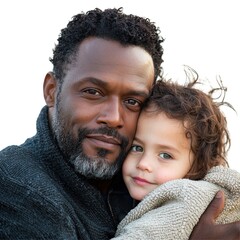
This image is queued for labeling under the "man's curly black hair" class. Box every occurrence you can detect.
[49,8,164,84]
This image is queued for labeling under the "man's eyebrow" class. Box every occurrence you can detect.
[126,90,150,99]
[80,77,108,87]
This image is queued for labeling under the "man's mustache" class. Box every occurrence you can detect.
[78,127,129,148]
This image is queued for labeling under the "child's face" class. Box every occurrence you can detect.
[122,110,194,201]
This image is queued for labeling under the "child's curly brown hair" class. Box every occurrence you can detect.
[143,68,234,179]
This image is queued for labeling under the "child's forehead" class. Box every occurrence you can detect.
[139,109,189,131]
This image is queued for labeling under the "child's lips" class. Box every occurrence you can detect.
[133,176,152,185]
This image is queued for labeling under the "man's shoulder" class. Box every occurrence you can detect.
[0,144,57,198]
[0,144,42,176]
[0,145,78,239]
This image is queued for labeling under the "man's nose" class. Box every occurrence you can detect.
[96,97,124,128]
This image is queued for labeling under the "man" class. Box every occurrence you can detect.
[0,8,239,239]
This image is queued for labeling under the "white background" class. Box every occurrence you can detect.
[0,0,239,171]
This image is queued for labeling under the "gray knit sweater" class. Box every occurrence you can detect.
[0,106,134,240]
[113,166,240,240]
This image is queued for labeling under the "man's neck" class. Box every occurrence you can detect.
[89,179,113,194]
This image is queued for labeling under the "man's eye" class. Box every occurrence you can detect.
[126,99,141,106]
[130,145,143,152]
[159,153,172,160]
[124,99,143,112]
[83,88,101,96]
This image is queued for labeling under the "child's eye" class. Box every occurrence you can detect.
[130,145,143,152]
[159,152,172,160]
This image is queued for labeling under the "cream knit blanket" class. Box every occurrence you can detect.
[113,166,240,239]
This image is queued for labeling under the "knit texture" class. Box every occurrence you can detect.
[0,106,133,240]
[114,166,240,240]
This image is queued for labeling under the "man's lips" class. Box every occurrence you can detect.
[86,134,121,145]
[85,134,121,151]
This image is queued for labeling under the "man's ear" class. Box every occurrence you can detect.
[43,72,57,107]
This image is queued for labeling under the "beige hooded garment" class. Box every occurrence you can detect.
[113,166,240,240]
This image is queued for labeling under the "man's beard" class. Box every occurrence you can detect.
[51,104,129,180]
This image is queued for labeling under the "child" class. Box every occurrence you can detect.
[113,74,240,239]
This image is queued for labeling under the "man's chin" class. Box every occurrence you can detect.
[82,140,121,164]
[71,154,121,179]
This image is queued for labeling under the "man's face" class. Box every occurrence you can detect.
[46,37,154,179]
